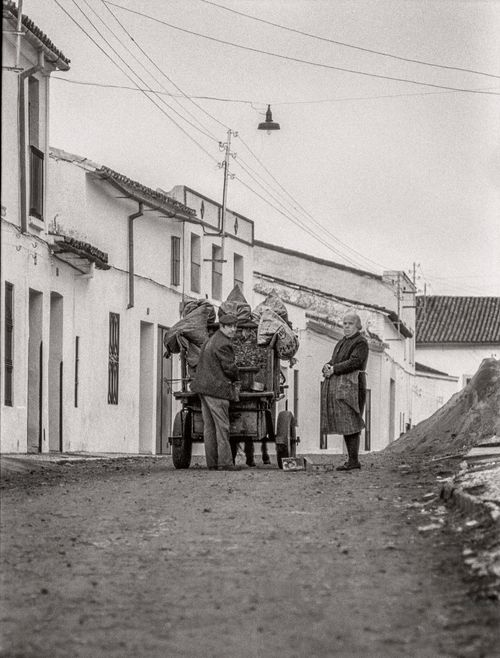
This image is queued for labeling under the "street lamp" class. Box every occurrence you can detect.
[258,104,280,134]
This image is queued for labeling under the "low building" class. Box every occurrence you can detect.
[253,242,416,454]
[412,362,459,426]
[416,296,500,390]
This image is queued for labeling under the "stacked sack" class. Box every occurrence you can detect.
[253,292,299,360]
[163,299,216,371]
[217,284,253,326]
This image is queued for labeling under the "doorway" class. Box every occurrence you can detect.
[49,292,63,451]
[27,290,43,452]
[156,326,173,454]
[139,321,154,453]
[389,378,396,443]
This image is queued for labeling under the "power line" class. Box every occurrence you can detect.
[80,0,220,142]
[101,0,228,134]
[78,3,389,270]
[105,1,500,97]
[199,0,500,80]
[50,76,500,103]
[236,134,388,271]
[52,0,219,164]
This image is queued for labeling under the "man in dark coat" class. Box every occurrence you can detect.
[321,312,369,471]
[191,314,240,470]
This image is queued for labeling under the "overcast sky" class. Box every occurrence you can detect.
[24,0,500,295]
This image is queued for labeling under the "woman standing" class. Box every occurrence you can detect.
[321,312,369,471]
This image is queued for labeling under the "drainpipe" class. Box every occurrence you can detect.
[127,202,144,309]
[15,0,24,70]
[18,51,44,232]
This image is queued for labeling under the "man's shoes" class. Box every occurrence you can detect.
[246,460,256,468]
[262,457,271,465]
[336,460,361,471]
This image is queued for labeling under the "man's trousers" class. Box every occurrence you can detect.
[200,395,233,469]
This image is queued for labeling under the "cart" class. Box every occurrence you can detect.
[169,328,298,469]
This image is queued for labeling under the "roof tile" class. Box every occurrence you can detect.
[416,296,500,344]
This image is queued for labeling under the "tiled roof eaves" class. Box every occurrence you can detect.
[254,239,381,281]
[255,271,413,338]
[96,167,196,217]
[416,296,500,343]
[3,0,70,68]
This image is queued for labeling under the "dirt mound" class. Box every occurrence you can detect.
[386,358,500,456]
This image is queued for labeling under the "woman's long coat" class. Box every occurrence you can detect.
[321,332,369,435]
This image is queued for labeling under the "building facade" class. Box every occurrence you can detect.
[416,296,500,390]
[253,242,416,454]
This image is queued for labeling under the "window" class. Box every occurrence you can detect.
[171,236,180,286]
[74,336,80,407]
[212,244,222,300]
[28,77,43,220]
[29,145,44,219]
[108,313,120,404]
[4,282,14,406]
[234,253,244,291]
[190,234,201,293]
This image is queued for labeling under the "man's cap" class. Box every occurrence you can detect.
[219,314,238,325]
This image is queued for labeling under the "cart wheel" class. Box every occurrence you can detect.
[171,411,192,469]
[275,410,297,469]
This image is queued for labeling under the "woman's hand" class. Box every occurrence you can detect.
[322,364,334,378]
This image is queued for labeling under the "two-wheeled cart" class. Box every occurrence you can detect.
[169,330,297,469]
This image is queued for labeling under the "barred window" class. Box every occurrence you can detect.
[108,313,120,405]
[171,236,180,286]
[4,282,14,406]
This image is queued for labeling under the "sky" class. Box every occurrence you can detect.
[20,0,500,295]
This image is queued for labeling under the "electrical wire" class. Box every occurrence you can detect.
[88,1,390,270]
[101,0,228,135]
[199,0,500,80]
[52,0,219,164]
[79,0,220,142]
[50,76,500,103]
[105,1,500,97]
[55,0,372,271]
[235,133,388,271]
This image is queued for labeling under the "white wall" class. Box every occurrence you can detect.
[417,345,500,388]
[412,373,460,426]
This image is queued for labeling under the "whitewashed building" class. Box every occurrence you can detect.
[1,1,70,452]
[416,296,500,390]
[412,362,459,426]
[253,242,417,454]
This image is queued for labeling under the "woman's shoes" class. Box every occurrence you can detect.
[336,460,361,471]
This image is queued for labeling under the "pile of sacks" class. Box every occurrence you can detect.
[163,286,299,370]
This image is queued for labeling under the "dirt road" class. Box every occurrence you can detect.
[1,454,498,658]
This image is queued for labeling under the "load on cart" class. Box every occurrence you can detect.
[164,286,299,469]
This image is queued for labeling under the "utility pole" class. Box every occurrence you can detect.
[217,128,238,262]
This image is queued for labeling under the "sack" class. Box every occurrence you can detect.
[257,307,299,359]
[254,292,289,324]
[218,285,252,325]
[182,299,216,324]
[163,304,211,359]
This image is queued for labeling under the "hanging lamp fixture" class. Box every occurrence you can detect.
[258,104,280,134]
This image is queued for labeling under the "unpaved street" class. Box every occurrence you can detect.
[1,454,499,658]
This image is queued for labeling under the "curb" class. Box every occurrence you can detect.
[440,480,500,524]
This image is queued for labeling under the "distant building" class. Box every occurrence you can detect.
[253,241,416,453]
[412,362,459,426]
[416,296,500,389]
